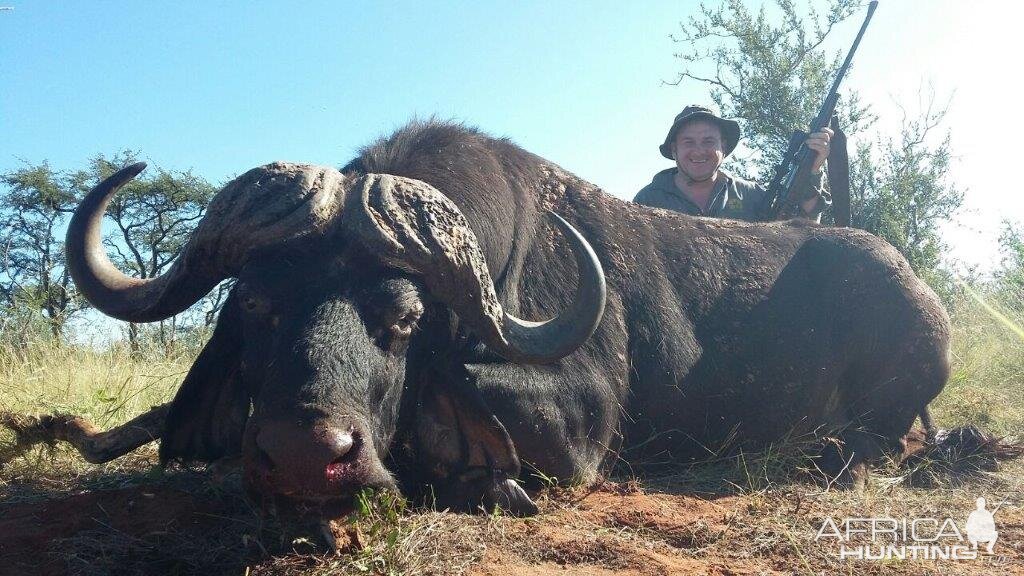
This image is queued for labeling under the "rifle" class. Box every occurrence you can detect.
[760,0,878,221]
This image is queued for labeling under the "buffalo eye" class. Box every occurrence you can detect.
[390,305,423,338]
[237,284,271,316]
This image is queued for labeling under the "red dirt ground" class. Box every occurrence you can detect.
[468,489,778,576]
[1,480,1021,575]
[0,486,241,576]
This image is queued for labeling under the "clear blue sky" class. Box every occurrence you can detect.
[2,1,1019,271]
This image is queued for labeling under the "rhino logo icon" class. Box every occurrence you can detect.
[965,497,998,554]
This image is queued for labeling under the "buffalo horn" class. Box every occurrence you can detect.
[347,174,606,364]
[66,162,346,322]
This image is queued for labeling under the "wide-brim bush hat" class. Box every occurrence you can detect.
[659,105,741,159]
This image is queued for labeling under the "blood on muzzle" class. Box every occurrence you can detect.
[252,418,365,494]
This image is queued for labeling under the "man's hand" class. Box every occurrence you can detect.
[807,127,833,174]
[798,126,834,220]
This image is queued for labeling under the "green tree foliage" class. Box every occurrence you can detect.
[995,220,1024,306]
[674,0,963,281]
[0,155,218,346]
[0,162,84,338]
[673,0,873,177]
[848,101,962,284]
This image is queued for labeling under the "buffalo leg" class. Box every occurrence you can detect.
[919,407,937,441]
[433,467,537,516]
[0,403,169,465]
[472,365,621,489]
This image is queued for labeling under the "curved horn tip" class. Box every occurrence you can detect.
[122,161,147,176]
[105,162,148,187]
[545,209,607,294]
[496,209,606,364]
[65,159,212,324]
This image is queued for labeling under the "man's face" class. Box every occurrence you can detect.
[672,120,725,182]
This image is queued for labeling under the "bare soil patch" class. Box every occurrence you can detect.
[0,485,247,576]
[1,463,1021,575]
[0,448,1019,573]
[469,487,777,576]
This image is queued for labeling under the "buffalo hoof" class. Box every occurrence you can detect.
[484,478,539,516]
[435,468,538,516]
[817,433,875,490]
[829,461,870,491]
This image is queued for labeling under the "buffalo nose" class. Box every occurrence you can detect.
[328,428,355,458]
[253,419,362,491]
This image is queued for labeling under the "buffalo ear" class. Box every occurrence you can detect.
[159,289,248,464]
[414,365,537,516]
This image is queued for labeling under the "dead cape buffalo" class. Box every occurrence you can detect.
[3,121,950,516]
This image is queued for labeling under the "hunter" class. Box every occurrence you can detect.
[634,105,832,221]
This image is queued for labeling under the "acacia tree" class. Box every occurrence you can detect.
[0,162,85,338]
[848,99,962,282]
[673,0,962,282]
[0,155,221,348]
[82,152,217,351]
[673,0,873,177]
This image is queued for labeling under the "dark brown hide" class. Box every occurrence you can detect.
[160,290,249,464]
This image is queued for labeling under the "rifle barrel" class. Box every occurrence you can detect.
[822,1,878,114]
[763,1,878,220]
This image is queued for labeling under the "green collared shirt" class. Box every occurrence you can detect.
[633,168,828,221]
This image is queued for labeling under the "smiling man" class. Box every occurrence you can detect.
[634,105,832,221]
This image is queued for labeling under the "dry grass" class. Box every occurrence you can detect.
[933,292,1024,437]
[0,338,185,429]
[1,291,1022,575]
[0,339,187,502]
